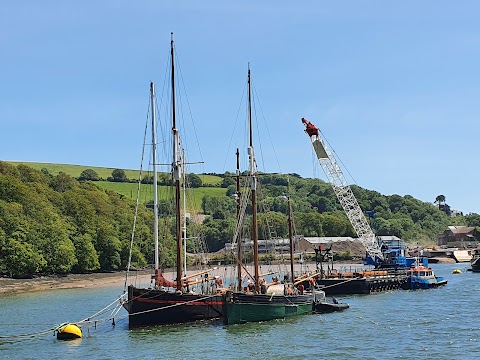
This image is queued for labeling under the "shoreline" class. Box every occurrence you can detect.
[0,261,357,297]
[0,271,150,297]
[2,258,458,297]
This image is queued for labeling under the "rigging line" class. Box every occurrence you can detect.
[318,128,358,185]
[77,294,127,324]
[125,97,151,292]
[221,80,248,173]
[156,52,172,176]
[0,323,60,327]
[232,177,252,246]
[252,89,266,173]
[175,50,205,168]
[252,83,282,173]
[0,327,57,339]
[316,277,358,289]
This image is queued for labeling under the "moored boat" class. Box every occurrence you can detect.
[122,34,224,328]
[312,289,349,313]
[223,285,313,325]
[401,265,447,290]
[470,248,480,272]
[222,66,313,325]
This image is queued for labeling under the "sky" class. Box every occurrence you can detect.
[1,1,479,214]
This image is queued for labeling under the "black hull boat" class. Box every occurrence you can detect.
[122,35,225,328]
[315,274,407,295]
[313,301,349,313]
[470,249,480,272]
[312,289,349,314]
[125,286,223,328]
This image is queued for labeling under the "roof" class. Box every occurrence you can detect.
[447,226,475,234]
[377,235,401,241]
[303,237,357,244]
[302,235,401,244]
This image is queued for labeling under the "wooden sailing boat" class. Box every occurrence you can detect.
[123,34,224,328]
[222,66,313,325]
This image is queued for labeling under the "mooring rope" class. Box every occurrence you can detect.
[317,278,358,289]
[115,293,219,320]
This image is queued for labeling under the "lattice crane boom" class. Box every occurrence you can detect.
[302,118,384,261]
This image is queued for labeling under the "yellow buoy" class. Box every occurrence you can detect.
[452,269,462,274]
[56,323,82,340]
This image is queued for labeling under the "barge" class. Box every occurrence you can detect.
[315,270,408,296]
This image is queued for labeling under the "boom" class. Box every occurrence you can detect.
[301,118,384,262]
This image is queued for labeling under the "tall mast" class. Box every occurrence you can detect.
[287,179,295,283]
[171,32,183,290]
[236,148,242,291]
[182,148,187,276]
[247,64,260,293]
[151,82,159,271]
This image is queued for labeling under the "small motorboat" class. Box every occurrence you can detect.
[312,289,349,313]
[402,265,447,290]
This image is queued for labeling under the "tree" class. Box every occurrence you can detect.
[4,239,46,277]
[186,173,202,188]
[200,217,236,252]
[72,233,100,272]
[201,195,236,219]
[465,213,480,227]
[111,169,127,182]
[296,212,324,237]
[258,212,288,239]
[221,176,235,188]
[78,169,100,181]
[434,195,446,206]
[51,172,76,192]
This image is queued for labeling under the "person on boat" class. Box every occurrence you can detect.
[260,278,267,294]
[247,279,255,293]
[301,117,319,138]
[297,283,305,295]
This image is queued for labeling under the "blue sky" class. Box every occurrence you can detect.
[1,1,479,214]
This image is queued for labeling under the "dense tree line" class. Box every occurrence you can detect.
[1,163,476,277]
[199,173,472,251]
[0,162,154,277]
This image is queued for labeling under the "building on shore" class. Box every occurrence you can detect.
[436,226,477,248]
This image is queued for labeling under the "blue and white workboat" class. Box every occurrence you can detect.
[402,265,447,290]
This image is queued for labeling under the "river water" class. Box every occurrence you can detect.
[0,263,479,360]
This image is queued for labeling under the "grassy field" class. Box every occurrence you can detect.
[96,181,226,212]
[7,161,223,185]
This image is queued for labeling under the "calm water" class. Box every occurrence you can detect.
[1,263,479,360]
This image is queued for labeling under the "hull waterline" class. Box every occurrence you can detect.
[126,285,224,328]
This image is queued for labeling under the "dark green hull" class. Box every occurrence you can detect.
[222,292,313,325]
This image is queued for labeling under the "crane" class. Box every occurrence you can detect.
[301,118,384,264]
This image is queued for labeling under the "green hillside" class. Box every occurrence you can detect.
[7,161,223,185]
[97,181,226,212]
[3,160,480,278]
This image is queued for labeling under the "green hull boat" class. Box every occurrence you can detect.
[223,291,313,325]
